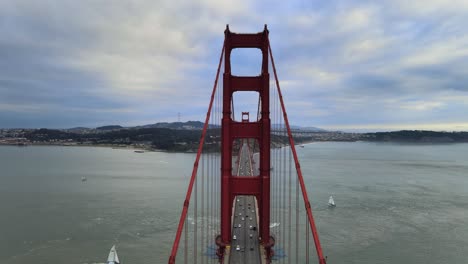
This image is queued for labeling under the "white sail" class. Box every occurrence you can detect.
[328,196,335,206]
[107,245,120,264]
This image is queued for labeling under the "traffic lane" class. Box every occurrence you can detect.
[230,143,261,264]
[230,196,260,264]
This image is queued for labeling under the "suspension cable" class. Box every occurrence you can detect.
[168,42,224,264]
[269,42,327,264]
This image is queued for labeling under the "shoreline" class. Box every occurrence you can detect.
[0,142,204,153]
[0,142,154,152]
[2,140,467,153]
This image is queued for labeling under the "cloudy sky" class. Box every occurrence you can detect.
[1,0,468,131]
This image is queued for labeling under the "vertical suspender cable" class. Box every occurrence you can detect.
[306,217,310,264]
[273,70,278,241]
[218,77,221,237]
[282,117,286,264]
[217,81,219,236]
[208,143,212,262]
[277,76,281,245]
[206,153,210,263]
[205,154,209,263]
[168,43,224,264]
[194,161,198,263]
[278,96,282,254]
[277,77,281,246]
[215,85,218,242]
[279,118,282,262]
[269,43,327,264]
[213,139,216,261]
[209,141,212,262]
[270,71,274,239]
[275,85,277,243]
[184,216,188,264]
[270,71,274,237]
[274,78,278,240]
[201,155,205,263]
[276,71,279,241]
[212,87,215,262]
[295,169,299,264]
[213,77,217,249]
[211,133,214,256]
[288,147,292,263]
[277,77,280,242]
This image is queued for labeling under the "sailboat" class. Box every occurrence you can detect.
[107,245,120,264]
[328,196,336,207]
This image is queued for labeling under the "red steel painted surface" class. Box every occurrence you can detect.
[169,25,327,264]
[217,25,274,258]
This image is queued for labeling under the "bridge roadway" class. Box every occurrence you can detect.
[228,142,262,264]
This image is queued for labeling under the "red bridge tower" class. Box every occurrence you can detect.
[216,25,274,257]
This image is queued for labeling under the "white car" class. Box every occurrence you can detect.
[233,235,237,240]
[238,224,241,228]
[236,245,240,251]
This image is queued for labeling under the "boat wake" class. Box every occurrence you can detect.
[270,222,280,228]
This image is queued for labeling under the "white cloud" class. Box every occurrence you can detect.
[295,67,342,85]
[390,0,468,16]
[337,6,376,32]
[399,101,444,111]
[0,103,48,113]
[341,36,393,63]
[2,0,468,129]
[401,36,468,67]
[287,14,320,29]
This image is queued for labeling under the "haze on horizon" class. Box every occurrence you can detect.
[1,1,468,132]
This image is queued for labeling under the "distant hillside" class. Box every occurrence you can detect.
[96,125,123,131]
[365,130,468,143]
[87,122,323,132]
[65,127,91,132]
[67,127,90,130]
[23,127,203,152]
[297,126,327,132]
[139,121,205,130]
[272,124,327,132]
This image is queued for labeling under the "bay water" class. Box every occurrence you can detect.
[0,142,467,263]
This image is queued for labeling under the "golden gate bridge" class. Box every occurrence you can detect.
[168,25,327,264]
